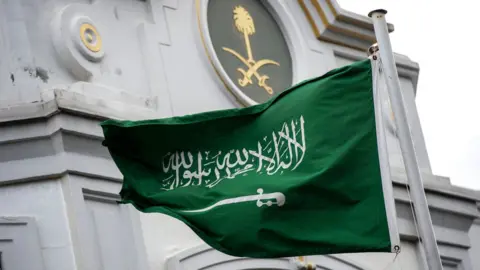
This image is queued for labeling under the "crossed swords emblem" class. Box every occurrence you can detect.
[222,6,280,95]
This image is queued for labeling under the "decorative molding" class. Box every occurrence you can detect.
[297,0,420,91]
[397,217,472,249]
[393,186,478,221]
[82,188,120,204]
[51,4,105,80]
[0,217,45,270]
[0,86,158,123]
[0,153,122,185]
[49,3,161,120]
[297,0,393,51]
[441,256,462,269]
[136,21,174,117]
[66,177,149,270]
[145,0,179,46]
[115,0,176,117]
[390,167,480,204]
[0,217,29,226]
[331,48,420,93]
[475,201,480,225]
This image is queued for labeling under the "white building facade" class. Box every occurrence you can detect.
[0,0,478,269]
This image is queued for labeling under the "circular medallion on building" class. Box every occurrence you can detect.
[201,0,293,105]
[71,16,105,62]
[79,23,102,53]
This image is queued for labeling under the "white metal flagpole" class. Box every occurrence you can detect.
[368,9,443,270]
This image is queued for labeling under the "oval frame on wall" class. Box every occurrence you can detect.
[195,0,309,107]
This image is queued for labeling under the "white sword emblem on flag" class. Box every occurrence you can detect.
[179,188,285,213]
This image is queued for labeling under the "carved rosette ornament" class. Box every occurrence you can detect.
[51,4,104,80]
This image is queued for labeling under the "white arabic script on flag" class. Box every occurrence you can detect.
[161,115,306,190]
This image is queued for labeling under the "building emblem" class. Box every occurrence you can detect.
[199,0,293,105]
[222,6,280,95]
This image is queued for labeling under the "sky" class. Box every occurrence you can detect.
[339,0,479,190]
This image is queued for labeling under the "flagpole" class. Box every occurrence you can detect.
[368,9,443,270]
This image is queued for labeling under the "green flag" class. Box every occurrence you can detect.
[101,59,398,258]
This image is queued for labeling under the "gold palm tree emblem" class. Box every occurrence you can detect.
[222,6,280,95]
[234,6,255,64]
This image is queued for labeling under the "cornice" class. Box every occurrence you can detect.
[297,0,420,93]
[0,87,158,124]
[298,0,394,52]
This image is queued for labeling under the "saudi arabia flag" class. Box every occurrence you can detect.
[101,59,399,258]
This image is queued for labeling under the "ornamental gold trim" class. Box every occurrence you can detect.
[80,23,102,53]
[297,0,375,51]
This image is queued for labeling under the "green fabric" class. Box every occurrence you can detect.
[101,59,391,258]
